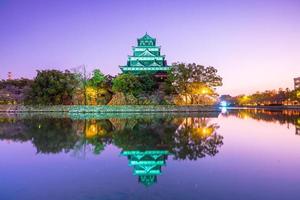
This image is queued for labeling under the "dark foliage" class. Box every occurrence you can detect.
[25,70,79,105]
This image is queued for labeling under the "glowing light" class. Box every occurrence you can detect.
[241,113,250,119]
[194,127,214,139]
[220,101,227,107]
[201,88,209,94]
[242,95,250,101]
[86,87,97,97]
[85,124,98,138]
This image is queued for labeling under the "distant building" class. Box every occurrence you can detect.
[119,33,171,79]
[0,79,33,104]
[294,77,300,90]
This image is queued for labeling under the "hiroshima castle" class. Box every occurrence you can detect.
[119,33,171,79]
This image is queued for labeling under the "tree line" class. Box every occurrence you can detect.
[221,88,300,106]
[0,63,223,105]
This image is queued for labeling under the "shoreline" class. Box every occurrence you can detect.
[226,105,300,110]
[0,105,299,113]
[0,105,220,113]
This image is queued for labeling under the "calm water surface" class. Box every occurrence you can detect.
[0,109,300,200]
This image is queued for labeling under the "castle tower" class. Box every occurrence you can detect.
[119,33,171,79]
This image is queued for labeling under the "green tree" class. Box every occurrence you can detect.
[85,69,113,105]
[26,70,79,105]
[190,64,222,87]
[166,63,222,104]
[112,73,142,96]
[137,72,157,94]
[165,63,190,97]
[87,69,106,88]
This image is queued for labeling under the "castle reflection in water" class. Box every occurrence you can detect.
[0,109,299,186]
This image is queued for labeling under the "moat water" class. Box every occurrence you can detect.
[0,109,300,200]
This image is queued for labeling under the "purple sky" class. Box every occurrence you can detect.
[0,0,299,95]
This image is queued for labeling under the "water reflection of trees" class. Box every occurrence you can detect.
[110,117,223,160]
[0,115,224,159]
[112,118,176,151]
[223,109,300,135]
[72,119,113,156]
[24,118,79,154]
[0,117,29,142]
[0,114,224,186]
[0,116,80,153]
[171,118,223,160]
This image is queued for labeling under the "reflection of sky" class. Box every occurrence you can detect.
[0,0,300,95]
[1,116,300,199]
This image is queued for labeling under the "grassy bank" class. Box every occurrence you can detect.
[0,105,220,113]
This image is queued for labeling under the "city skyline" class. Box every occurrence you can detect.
[0,0,299,95]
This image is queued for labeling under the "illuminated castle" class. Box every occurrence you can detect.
[119,33,171,79]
